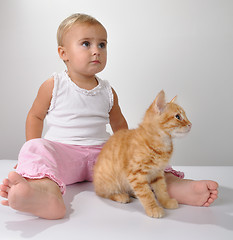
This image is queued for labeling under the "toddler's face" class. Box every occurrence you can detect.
[61,23,107,77]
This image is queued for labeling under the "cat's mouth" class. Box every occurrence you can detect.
[172,126,191,138]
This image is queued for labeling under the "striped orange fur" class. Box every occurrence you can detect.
[93,90,192,218]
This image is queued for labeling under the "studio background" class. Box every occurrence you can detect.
[1,0,232,165]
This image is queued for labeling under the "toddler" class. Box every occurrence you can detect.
[0,13,218,219]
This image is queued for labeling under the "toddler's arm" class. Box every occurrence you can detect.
[26,77,54,141]
[109,88,128,133]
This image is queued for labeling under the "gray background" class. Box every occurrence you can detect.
[1,0,232,165]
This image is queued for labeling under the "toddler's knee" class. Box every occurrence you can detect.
[19,138,52,156]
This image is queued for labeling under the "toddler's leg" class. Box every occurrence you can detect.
[0,171,66,219]
[165,173,218,207]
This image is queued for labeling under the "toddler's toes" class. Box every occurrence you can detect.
[1,200,9,206]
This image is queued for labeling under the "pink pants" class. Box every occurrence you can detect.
[16,138,184,195]
[17,139,103,194]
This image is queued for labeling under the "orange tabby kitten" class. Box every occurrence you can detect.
[93,90,192,218]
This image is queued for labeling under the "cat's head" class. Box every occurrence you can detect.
[145,90,192,138]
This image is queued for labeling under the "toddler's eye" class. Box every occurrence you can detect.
[175,114,181,120]
[98,42,106,49]
[82,41,90,47]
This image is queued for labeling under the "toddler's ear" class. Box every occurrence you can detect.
[58,46,68,61]
[153,90,166,114]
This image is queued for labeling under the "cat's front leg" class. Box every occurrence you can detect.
[128,174,164,218]
[150,172,178,209]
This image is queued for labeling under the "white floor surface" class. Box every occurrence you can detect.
[0,159,232,240]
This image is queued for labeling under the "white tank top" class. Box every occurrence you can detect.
[44,70,113,145]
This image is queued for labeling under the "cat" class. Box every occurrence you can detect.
[93,90,192,218]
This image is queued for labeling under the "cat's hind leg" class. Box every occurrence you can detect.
[109,193,131,203]
[94,175,130,203]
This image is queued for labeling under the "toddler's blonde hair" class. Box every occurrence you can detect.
[57,13,104,46]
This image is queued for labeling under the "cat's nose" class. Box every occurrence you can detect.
[188,123,192,129]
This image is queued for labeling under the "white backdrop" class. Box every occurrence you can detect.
[0,0,232,165]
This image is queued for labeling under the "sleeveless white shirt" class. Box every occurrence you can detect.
[44,71,113,145]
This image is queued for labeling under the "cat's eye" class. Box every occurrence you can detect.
[175,114,181,120]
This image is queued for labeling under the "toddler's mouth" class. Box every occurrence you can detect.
[91,60,100,64]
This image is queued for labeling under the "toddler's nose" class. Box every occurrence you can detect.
[92,46,100,56]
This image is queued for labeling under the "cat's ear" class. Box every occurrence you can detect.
[153,90,166,113]
[170,95,177,103]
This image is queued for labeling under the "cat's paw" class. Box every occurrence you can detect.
[162,198,179,209]
[145,206,164,218]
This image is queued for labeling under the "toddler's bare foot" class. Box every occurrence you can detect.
[165,173,218,207]
[0,171,66,219]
